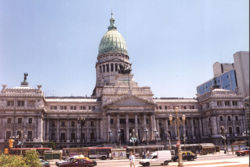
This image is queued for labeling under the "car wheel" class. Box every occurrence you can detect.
[145,162,150,166]
[242,153,245,156]
[163,161,168,165]
[190,157,194,161]
[101,156,107,160]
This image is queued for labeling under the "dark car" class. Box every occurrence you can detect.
[172,151,197,161]
[59,158,97,167]
[236,147,249,156]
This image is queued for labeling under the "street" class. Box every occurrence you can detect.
[50,153,249,167]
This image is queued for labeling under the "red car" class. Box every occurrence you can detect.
[236,147,249,156]
[59,158,97,167]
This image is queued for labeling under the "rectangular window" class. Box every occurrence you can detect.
[103,65,105,72]
[50,106,57,110]
[18,118,22,124]
[99,66,102,73]
[27,100,35,107]
[61,121,65,127]
[7,101,14,106]
[110,119,113,124]
[6,131,11,139]
[115,64,118,71]
[7,118,11,124]
[17,100,24,107]
[89,106,91,110]
[91,121,94,127]
[71,121,75,127]
[92,106,95,110]
[217,101,222,106]
[232,101,238,106]
[225,101,230,106]
[28,118,32,124]
[28,131,32,140]
[80,106,86,110]
[159,106,162,110]
[70,106,76,110]
[165,106,168,110]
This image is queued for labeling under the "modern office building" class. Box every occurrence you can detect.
[0,15,248,150]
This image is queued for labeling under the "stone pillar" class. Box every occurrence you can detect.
[211,116,218,136]
[77,121,80,143]
[199,118,203,138]
[150,115,154,140]
[232,116,235,135]
[126,114,129,142]
[56,119,60,142]
[38,116,43,142]
[135,115,138,137]
[191,118,195,139]
[96,120,100,141]
[86,120,89,142]
[143,114,147,141]
[117,115,120,142]
[46,119,49,141]
[67,120,70,143]
[107,115,111,142]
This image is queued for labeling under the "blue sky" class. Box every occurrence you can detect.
[0,0,248,98]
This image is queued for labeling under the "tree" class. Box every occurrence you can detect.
[0,154,28,167]
[24,150,42,167]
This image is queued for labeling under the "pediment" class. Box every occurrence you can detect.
[103,95,155,108]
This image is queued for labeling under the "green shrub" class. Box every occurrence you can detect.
[0,154,28,167]
[24,150,42,167]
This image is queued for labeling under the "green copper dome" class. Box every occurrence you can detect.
[98,14,128,55]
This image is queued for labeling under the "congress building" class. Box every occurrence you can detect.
[0,15,248,150]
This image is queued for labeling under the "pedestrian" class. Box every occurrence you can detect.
[129,151,136,167]
[146,150,150,158]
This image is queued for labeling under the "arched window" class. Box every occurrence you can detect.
[115,64,118,71]
[228,127,232,134]
[235,116,238,121]
[228,116,231,121]
[103,65,105,72]
[220,116,223,121]
[106,64,109,72]
[236,127,240,135]
[111,63,113,71]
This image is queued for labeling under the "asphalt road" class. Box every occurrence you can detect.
[50,154,248,167]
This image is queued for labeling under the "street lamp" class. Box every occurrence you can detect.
[154,129,158,144]
[173,107,183,167]
[108,129,112,144]
[168,114,173,150]
[144,128,149,145]
[117,129,121,147]
[130,129,137,153]
[77,117,85,146]
[182,115,186,151]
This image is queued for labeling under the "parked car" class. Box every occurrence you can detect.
[172,151,197,161]
[40,159,50,167]
[139,150,172,166]
[236,147,249,156]
[58,158,97,167]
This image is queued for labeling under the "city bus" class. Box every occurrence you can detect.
[9,147,52,157]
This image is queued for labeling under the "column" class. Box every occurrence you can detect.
[107,115,111,142]
[77,120,80,143]
[211,116,218,136]
[38,116,43,142]
[56,119,60,142]
[67,119,70,143]
[126,114,129,142]
[150,115,154,140]
[135,115,138,137]
[86,120,89,142]
[191,118,195,139]
[46,119,49,141]
[143,114,147,141]
[232,116,235,135]
[117,115,120,142]
[96,120,100,141]
[199,118,203,138]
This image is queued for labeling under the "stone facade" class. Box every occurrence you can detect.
[0,15,248,150]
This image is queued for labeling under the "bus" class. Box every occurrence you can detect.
[172,143,219,155]
[62,147,112,160]
[9,147,52,157]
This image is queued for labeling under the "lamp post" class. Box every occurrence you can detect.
[154,129,158,145]
[170,107,183,167]
[117,129,121,147]
[220,126,227,154]
[182,114,186,151]
[130,129,137,153]
[77,117,85,146]
[144,128,149,145]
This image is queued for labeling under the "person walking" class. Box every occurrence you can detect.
[129,151,136,167]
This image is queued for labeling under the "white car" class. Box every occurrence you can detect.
[139,150,172,166]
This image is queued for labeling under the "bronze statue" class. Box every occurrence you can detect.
[24,73,28,82]
[118,64,131,74]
